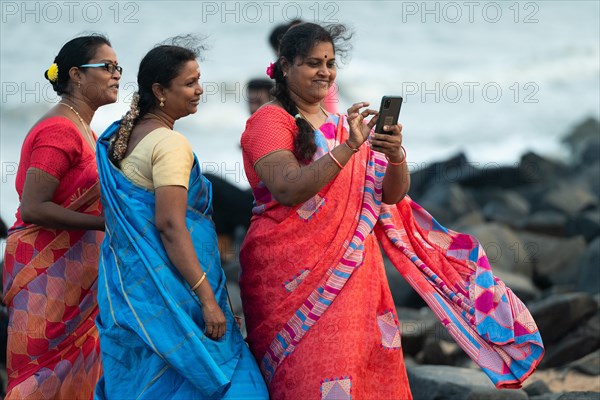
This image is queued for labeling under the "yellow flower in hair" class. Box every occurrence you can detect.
[47,63,59,82]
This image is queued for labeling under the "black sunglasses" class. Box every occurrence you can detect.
[79,63,123,75]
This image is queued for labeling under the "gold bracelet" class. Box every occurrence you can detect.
[191,272,207,291]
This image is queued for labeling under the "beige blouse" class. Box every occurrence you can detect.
[121,127,194,191]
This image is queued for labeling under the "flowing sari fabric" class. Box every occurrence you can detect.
[95,122,268,399]
[2,185,103,399]
[240,112,543,398]
[377,197,544,388]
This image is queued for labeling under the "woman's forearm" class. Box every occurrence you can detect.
[21,201,104,231]
[158,224,217,304]
[382,162,411,204]
[266,143,357,206]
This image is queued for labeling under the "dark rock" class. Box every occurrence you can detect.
[564,118,600,146]
[453,355,478,370]
[540,285,584,299]
[397,307,445,357]
[458,165,530,189]
[567,210,600,243]
[493,268,541,303]
[408,153,470,198]
[530,394,564,400]
[531,392,600,400]
[528,292,598,346]
[396,306,437,322]
[522,210,568,237]
[416,337,454,365]
[518,232,587,289]
[576,237,600,296]
[539,313,600,368]
[517,183,556,212]
[461,223,533,277]
[538,286,592,308]
[580,137,600,165]
[580,161,600,198]
[565,350,600,376]
[563,117,600,167]
[404,355,418,369]
[563,394,600,400]
[479,190,531,227]
[524,380,552,396]
[450,211,486,232]
[541,183,598,216]
[407,365,528,400]
[418,183,480,226]
[384,254,426,309]
[519,152,571,185]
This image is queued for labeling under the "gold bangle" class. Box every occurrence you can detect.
[191,272,207,291]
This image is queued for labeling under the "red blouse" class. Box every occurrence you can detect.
[11,116,99,230]
[241,105,297,189]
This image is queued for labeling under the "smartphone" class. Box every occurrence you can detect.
[374,96,403,134]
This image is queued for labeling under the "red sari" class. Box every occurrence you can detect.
[240,106,412,399]
[2,117,103,399]
[241,106,544,399]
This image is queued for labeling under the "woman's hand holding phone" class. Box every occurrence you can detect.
[346,102,379,149]
[371,95,405,163]
[345,97,405,163]
[371,124,405,163]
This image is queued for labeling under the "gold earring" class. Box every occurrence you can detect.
[77,82,81,88]
[160,98,165,107]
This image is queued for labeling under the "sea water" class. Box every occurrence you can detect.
[1,0,599,228]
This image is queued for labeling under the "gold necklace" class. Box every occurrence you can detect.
[58,102,96,151]
[146,112,173,129]
[296,106,329,131]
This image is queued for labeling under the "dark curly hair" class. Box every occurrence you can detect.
[44,34,111,95]
[271,23,352,163]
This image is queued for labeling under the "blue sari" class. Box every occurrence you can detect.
[95,122,268,399]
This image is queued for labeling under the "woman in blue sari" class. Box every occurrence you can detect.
[95,39,268,399]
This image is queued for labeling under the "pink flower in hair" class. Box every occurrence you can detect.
[266,62,275,79]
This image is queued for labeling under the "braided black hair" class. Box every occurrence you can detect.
[109,35,206,165]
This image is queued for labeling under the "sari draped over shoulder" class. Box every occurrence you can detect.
[2,118,103,399]
[94,122,268,399]
[240,107,544,399]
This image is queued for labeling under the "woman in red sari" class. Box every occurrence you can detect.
[240,23,413,399]
[241,22,544,399]
[2,35,121,399]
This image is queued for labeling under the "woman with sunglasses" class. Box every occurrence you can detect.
[2,34,120,399]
